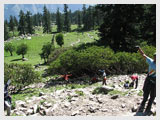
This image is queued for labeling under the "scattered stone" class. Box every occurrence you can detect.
[88,106,98,113]
[26,109,34,115]
[96,97,103,104]
[101,109,108,112]
[39,92,45,96]
[71,110,79,116]
[22,58,28,61]
[111,95,119,99]
[132,106,138,112]
[64,102,71,108]
[32,104,38,114]
[16,101,27,108]
[19,108,27,112]
[27,37,31,40]
[43,102,52,108]
[121,104,126,108]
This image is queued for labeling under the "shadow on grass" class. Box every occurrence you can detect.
[11,58,22,62]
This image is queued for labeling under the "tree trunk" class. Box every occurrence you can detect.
[10,51,13,56]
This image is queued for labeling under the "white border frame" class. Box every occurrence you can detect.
[1,0,159,120]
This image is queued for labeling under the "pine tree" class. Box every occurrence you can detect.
[64,4,71,32]
[13,16,18,27]
[18,10,26,35]
[25,11,34,34]
[43,5,51,33]
[56,8,63,32]
[9,15,15,36]
[77,10,82,29]
[82,4,87,30]
[4,20,9,40]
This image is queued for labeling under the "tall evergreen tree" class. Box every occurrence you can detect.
[82,4,87,30]
[13,16,18,27]
[56,8,63,32]
[18,10,26,35]
[43,5,52,33]
[9,15,15,36]
[77,10,82,29]
[26,11,34,34]
[97,4,150,52]
[63,4,71,32]
[4,20,9,40]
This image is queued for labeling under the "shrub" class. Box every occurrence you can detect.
[48,46,114,76]
[40,42,55,64]
[4,42,15,56]
[48,44,155,76]
[16,43,28,59]
[55,33,64,47]
[47,47,69,64]
[4,63,40,92]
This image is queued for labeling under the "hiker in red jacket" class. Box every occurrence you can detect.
[61,73,72,83]
[129,74,138,89]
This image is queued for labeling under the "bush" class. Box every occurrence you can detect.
[55,33,64,47]
[48,46,114,76]
[4,63,40,92]
[47,47,69,64]
[48,44,156,76]
[4,42,15,56]
[16,43,28,59]
[40,42,55,64]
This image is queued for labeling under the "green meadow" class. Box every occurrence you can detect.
[4,25,99,65]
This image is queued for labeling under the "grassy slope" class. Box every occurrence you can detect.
[4,25,99,65]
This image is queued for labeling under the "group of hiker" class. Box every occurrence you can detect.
[60,46,156,115]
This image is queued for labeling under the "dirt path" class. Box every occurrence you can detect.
[71,39,80,46]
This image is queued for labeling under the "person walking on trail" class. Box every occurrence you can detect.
[129,74,139,89]
[99,70,107,85]
[136,46,156,115]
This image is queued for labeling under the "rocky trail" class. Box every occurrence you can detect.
[10,74,156,116]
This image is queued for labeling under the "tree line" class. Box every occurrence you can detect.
[97,4,156,52]
[4,4,155,53]
[4,4,103,40]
